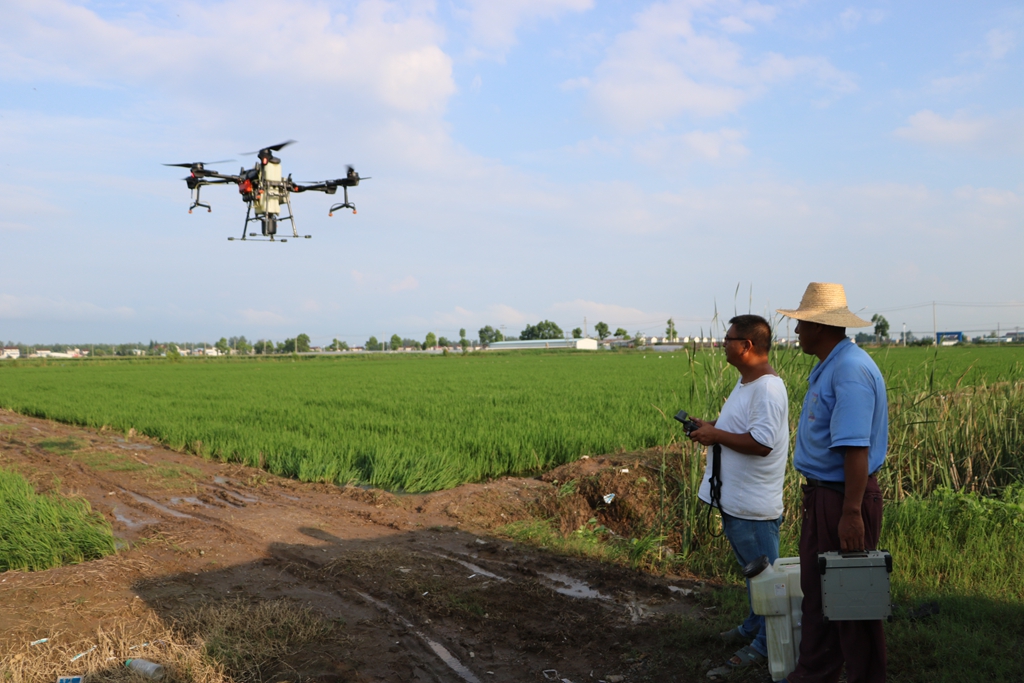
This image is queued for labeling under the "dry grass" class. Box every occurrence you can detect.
[0,599,336,682]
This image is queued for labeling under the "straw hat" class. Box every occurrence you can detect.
[777,282,872,328]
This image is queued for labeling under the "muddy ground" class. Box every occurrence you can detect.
[0,409,758,683]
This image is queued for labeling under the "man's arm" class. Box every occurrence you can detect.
[839,446,869,551]
[688,419,771,456]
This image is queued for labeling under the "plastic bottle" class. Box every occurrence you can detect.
[746,555,802,682]
[125,659,166,680]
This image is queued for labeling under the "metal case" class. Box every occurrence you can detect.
[818,550,892,621]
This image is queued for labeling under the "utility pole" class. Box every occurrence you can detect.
[902,322,906,347]
[932,301,937,346]
[584,316,588,338]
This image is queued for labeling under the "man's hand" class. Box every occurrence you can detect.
[838,510,865,552]
[687,419,718,446]
[840,446,870,551]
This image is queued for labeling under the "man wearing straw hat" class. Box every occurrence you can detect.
[777,283,887,683]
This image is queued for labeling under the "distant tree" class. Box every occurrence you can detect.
[614,327,629,338]
[215,337,230,354]
[871,314,890,342]
[296,333,311,353]
[330,338,349,351]
[478,326,503,346]
[520,320,563,340]
[166,345,181,361]
[437,336,451,348]
[401,338,422,350]
[459,328,469,351]
[366,336,381,351]
[594,321,610,340]
[425,332,438,349]
[229,336,252,354]
[279,338,296,353]
[572,327,583,339]
[634,331,646,346]
[666,318,677,341]
[390,333,402,351]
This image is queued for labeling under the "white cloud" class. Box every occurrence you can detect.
[549,299,667,327]
[390,275,419,292]
[954,186,1020,207]
[239,309,292,326]
[985,28,1016,60]
[632,128,749,163]
[580,0,855,130]
[459,0,594,58]
[894,110,990,145]
[0,0,456,115]
[0,293,134,321]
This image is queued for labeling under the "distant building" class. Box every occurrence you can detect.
[1,348,20,359]
[486,338,599,351]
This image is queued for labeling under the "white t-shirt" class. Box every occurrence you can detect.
[697,374,789,520]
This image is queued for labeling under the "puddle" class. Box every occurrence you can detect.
[424,638,481,683]
[538,572,607,600]
[220,489,258,504]
[354,590,480,683]
[280,493,300,501]
[431,553,506,582]
[126,491,194,519]
[208,478,258,504]
[113,507,157,530]
[170,496,212,508]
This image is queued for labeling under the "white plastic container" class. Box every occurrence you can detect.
[125,658,166,680]
[749,556,802,682]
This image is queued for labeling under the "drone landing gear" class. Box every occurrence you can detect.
[231,200,310,243]
[328,186,357,216]
[189,186,212,213]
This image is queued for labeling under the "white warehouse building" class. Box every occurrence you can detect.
[485,338,599,351]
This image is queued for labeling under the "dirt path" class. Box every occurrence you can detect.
[0,409,721,682]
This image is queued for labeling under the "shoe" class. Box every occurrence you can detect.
[706,645,766,679]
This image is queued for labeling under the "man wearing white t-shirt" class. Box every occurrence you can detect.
[687,314,789,678]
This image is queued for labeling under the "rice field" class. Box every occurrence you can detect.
[0,346,1022,494]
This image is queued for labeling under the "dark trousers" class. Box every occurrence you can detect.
[787,477,886,683]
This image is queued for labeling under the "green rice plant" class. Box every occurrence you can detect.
[0,467,116,571]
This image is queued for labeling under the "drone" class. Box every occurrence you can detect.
[164,141,368,242]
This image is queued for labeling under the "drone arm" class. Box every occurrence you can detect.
[291,182,334,194]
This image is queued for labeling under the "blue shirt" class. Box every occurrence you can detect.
[793,339,887,481]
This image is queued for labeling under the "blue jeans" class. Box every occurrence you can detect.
[720,511,782,658]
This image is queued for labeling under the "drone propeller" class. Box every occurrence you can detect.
[242,140,296,156]
[162,160,233,169]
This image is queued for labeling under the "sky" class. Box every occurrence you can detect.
[0,0,1022,346]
